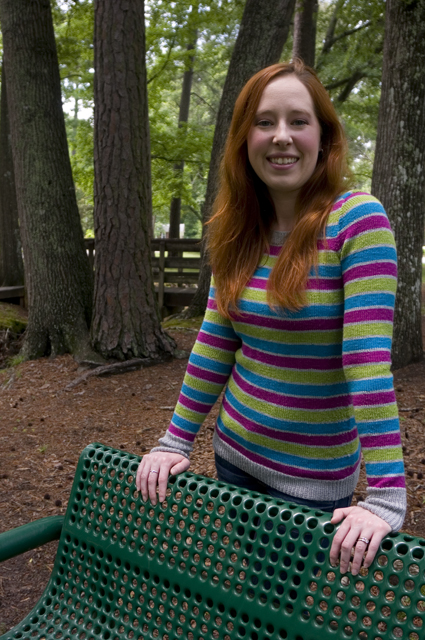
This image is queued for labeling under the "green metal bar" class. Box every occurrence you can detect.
[0,515,64,562]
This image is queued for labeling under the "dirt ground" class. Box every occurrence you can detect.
[1,317,425,633]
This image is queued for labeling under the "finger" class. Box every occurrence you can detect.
[329,520,352,566]
[139,460,152,502]
[330,507,354,524]
[136,459,147,494]
[351,534,373,575]
[157,465,170,503]
[170,458,190,476]
[148,467,160,505]
[338,529,360,574]
[363,533,386,569]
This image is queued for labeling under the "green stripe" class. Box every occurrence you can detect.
[362,446,403,463]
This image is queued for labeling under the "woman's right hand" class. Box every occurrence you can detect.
[135,452,190,505]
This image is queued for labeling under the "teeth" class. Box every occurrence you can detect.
[270,157,298,165]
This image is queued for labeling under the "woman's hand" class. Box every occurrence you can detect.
[135,452,190,505]
[330,506,391,575]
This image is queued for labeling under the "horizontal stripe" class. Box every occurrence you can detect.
[159,191,405,521]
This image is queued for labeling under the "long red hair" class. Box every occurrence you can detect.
[207,60,350,316]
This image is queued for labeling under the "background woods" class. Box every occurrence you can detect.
[0,0,423,368]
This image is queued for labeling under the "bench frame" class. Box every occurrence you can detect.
[1,443,424,640]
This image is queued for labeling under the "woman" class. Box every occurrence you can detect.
[136,60,406,575]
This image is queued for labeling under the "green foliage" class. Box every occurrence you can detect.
[51,0,386,237]
[315,0,385,189]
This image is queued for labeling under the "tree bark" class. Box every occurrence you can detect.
[92,0,175,360]
[169,36,197,241]
[183,0,296,318]
[0,62,24,287]
[371,0,425,369]
[0,0,94,359]
[292,0,318,68]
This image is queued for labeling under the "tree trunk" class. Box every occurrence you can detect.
[0,0,94,360]
[92,0,175,361]
[371,0,425,369]
[169,37,197,241]
[0,62,24,287]
[292,0,318,68]
[183,0,296,318]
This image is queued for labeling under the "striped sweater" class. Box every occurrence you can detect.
[154,192,406,530]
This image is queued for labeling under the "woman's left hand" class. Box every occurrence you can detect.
[330,506,391,575]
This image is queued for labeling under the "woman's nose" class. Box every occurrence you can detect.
[273,122,292,146]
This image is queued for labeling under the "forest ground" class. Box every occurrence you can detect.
[1,308,425,632]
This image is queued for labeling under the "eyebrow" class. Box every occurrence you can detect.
[255,108,313,117]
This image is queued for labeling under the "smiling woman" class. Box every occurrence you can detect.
[247,75,322,231]
[136,59,406,578]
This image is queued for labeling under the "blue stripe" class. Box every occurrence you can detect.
[340,246,396,270]
[343,337,392,352]
[237,298,344,319]
[239,332,342,357]
[233,363,349,397]
[365,461,405,476]
[181,383,218,405]
[344,292,395,310]
[201,320,239,341]
[189,352,235,375]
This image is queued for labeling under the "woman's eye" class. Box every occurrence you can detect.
[293,119,308,126]
[256,120,272,127]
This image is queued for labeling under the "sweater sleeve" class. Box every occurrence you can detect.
[151,278,241,458]
[338,193,406,530]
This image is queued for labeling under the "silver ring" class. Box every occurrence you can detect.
[357,536,370,545]
[150,470,158,474]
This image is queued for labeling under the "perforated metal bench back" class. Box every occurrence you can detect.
[2,443,425,640]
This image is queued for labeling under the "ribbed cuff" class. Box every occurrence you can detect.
[150,431,192,460]
[357,487,406,531]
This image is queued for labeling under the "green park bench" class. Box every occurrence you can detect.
[1,442,424,640]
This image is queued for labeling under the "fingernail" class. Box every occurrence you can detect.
[352,569,358,576]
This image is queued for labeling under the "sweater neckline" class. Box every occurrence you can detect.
[270,230,289,246]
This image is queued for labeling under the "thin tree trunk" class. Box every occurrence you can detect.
[0,0,94,360]
[169,36,197,241]
[292,0,318,68]
[92,0,175,360]
[183,0,296,318]
[0,62,24,287]
[371,0,425,369]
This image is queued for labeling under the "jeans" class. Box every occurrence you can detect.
[215,453,353,513]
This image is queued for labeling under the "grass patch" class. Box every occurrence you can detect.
[0,302,28,333]
[162,315,203,331]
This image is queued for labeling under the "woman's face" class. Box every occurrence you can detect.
[247,75,321,204]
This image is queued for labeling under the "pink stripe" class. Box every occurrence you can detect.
[352,390,396,407]
[269,245,281,256]
[360,433,402,448]
[342,214,391,241]
[344,308,394,324]
[222,396,357,447]
[368,476,406,489]
[216,427,360,481]
[306,277,343,291]
[197,331,237,351]
[186,362,228,385]
[237,313,342,332]
[168,424,196,443]
[233,369,350,411]
[343,350,391,366]
[242,344,341,370]
[249,277,268,290]
[178,394,210,415]
[344,262,397,283]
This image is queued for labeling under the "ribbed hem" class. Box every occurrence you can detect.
[151,431,192,459]
[357,487,406,531]
[213,432,360,502]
